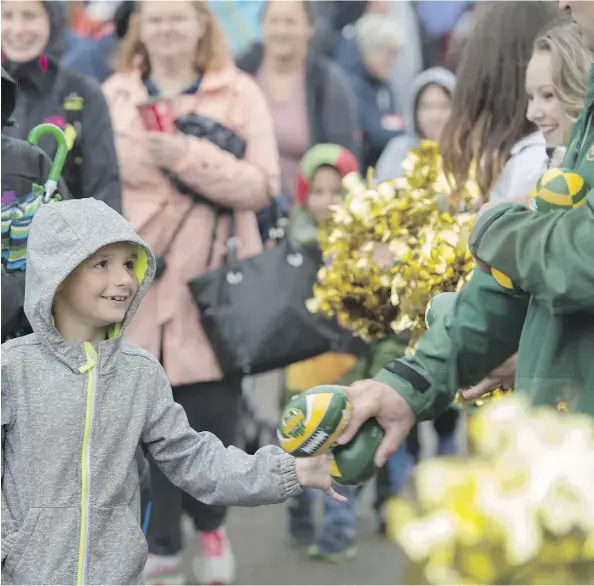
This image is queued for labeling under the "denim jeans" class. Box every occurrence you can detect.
[385,443,414,494]
[289,483,356,552]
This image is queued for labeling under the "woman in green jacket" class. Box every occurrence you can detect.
[337,0,594,467]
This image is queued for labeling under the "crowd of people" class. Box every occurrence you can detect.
[1,0,593,585]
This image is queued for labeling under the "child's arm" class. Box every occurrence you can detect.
[1,359,18,562]
[142,367,302,507]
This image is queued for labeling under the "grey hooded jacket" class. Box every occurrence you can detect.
[375,67,456,183]
[375,67,547,201]
[0,198,301,585]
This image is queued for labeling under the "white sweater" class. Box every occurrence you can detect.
[489,131,548,202]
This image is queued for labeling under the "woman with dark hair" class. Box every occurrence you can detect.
[1,0,121,211]
[440,1,560,209]
[237,0,360,204]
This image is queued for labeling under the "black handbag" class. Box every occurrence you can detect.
[167,113,344,375]
[188,208,346,377]
[176,113,247,159]
[157,113,246,275]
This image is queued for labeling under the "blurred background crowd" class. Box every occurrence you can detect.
[2,0,583,584]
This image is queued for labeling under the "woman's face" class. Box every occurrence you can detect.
[1,1,50,63]
[261,1,313,62]
[526,50,570,148]
[416,84,452,141]
[139,1,205,65]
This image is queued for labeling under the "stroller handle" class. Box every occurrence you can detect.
[28,124,68,198]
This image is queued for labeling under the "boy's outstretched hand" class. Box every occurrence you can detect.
[295,455,348,503]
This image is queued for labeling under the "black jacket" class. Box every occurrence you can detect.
[335,38,403,171]
[313,0,369,59]
[236,43,361,161]
[1,67,71,341]
[2,1,121,212]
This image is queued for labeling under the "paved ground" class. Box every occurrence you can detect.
[225,482,405,585]
[181,371,467,585]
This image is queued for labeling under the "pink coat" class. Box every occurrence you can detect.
[102,64,280,385]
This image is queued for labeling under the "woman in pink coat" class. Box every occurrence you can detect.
[102,2,280,583]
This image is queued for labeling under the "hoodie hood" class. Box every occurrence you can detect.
[2,1,68,78]
[1,67,16,129]
[406,67,456,137]
[41,0,68,61]
[24,198,156,371]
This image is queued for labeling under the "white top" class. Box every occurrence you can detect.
[489,131,548,203]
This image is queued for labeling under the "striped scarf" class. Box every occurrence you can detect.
[1,185,61,273]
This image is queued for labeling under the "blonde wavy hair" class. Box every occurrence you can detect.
[533,21,592,124]
[114,1,228,75]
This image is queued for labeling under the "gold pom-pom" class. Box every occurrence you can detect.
[308,141,479,344]
[386,397,594,584]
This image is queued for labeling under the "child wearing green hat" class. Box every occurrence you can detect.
[284,143,361,561]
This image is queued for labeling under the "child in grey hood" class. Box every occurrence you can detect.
[375,67,455,183]
[0,198,343,585]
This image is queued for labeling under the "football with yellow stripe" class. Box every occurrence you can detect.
[490,168,588,293]
[277,386,352,458]
[531,168,589,212]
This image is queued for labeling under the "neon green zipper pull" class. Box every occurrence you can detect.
[79,342,97,373]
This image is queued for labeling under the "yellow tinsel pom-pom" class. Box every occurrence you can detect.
[386,397,594,585]
[306,141,479,344]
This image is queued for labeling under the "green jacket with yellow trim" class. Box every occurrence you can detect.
[374,67,594,418]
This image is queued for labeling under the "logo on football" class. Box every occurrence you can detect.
[277,386,352,458]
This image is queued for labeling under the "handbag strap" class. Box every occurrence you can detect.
[206,207,236,266]
[161,202,194,259]
[206,207,221,267]
[159,199,231,268]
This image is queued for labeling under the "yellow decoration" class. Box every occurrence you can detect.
[306,141,479,345]
[387,397,594,584]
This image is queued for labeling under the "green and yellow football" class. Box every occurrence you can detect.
[531,168,588,212]
[277,385,352,458]
[489,168,588,293]
[329,418,384,486]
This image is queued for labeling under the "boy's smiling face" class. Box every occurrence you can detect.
[53,242,140,342]
[306,166,343,225]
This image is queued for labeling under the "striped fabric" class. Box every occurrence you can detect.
[1,185,61,273]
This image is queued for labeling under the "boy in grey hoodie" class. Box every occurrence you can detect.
[0,198,343,585]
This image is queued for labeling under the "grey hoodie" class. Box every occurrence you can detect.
[0,198,301,585]
[375,67,456,183]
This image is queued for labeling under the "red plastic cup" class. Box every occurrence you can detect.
[137,98,176,134]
